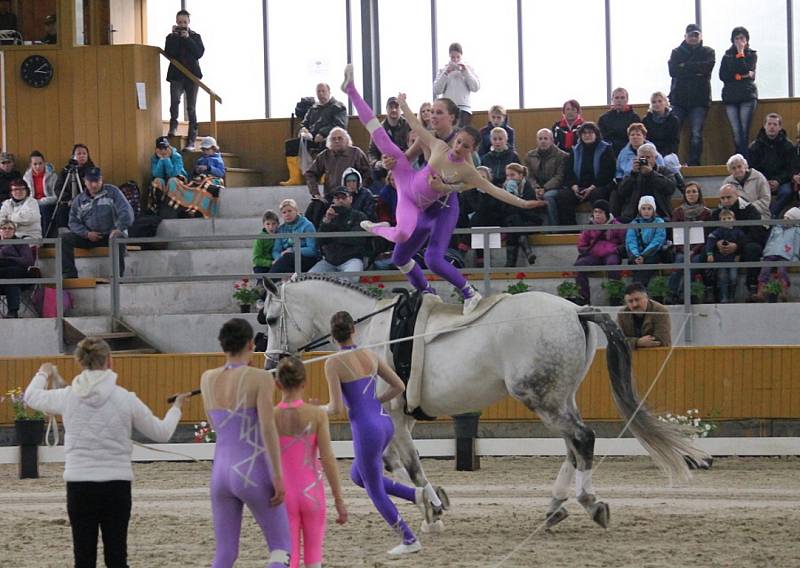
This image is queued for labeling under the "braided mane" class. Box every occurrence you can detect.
[286,273,377,299]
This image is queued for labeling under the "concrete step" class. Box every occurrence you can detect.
[225,168,264,187]
[180,150,242,169]
[216,185,311,218]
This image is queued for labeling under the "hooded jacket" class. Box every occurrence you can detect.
[68,184,135,238]
[23,163,58,205]
[432,63,481,112]
[164,28,204,81]
[748,128,795,185]
[642,110,681,157]
[151,147,188,180]
[762,225,800,260]
[327,167,377,221]
[577,216,626,258]
[24,369,181,481]
[719,45,758,104]
[626,216,667,258]
[194,151,226,178]
[480,147,521,186]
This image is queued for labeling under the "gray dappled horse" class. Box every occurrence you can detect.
[261,275,707,530]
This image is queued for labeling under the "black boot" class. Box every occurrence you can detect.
[505,244,519,267]
[518,236,536,264]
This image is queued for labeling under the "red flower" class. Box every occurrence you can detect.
[242,277,249,283]
[516,272,526,280]
[693,274,703,282]
[621,270,632,278]
[377,283,385,289]
[359,276,369,284]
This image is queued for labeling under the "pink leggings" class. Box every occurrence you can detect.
[284,487,325,568]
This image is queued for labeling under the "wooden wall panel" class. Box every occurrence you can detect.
[2,347,800,426]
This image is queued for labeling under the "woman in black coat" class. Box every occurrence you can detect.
[720,26,758,158]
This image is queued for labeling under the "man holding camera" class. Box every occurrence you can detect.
[164,9,205,150]
[62,168,134,280]
[309,187,368,276]
[616,143,676,222]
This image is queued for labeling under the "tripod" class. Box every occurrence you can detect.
[46,166,85,238]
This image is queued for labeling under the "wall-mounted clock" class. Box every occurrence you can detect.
[20,55,54,88]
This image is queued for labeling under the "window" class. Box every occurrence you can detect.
[609,0,695,105]
[267,0,348,118]
[378,0,433,114]
[701,0,789,99]
[521,0,607,108]
[435,0,519,111]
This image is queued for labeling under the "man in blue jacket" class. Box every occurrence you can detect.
[165,9,205,149]
[62,168,134,279]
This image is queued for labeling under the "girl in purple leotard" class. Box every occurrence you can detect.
[200,318,292,568]
[341,64,537,314]
[323,311,430,556]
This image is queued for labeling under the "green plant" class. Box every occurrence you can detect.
[690,278,706,299]
[601,278,626,302]
[3,387,44,421]
[647,275,670,299]
[764,279,783,296]
[506,273,530,295]
[557,280,582,299]
[657,409,717,439]
[232,278,260,305]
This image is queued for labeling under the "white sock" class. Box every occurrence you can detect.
[399,259,416,274]
[575,469,594,496]
[424,483,442,507]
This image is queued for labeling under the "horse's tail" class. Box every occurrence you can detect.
[578,310,709,482]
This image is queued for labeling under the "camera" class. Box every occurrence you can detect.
[332,205,348,215]
[637,157,648,166]
[173,26,187,34]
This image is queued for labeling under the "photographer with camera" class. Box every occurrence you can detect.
[616,143,676,222]
[309,187,369,277]
[164,9,204,150]
[51,144,95,233]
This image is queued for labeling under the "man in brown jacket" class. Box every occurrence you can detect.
[524,128,568,226]
[616,282,672,349]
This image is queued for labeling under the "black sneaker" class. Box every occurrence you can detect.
[6,310,19,319]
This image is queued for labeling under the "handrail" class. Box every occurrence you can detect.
[158,48,222,139]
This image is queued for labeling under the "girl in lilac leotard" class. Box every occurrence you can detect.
[201,318,291,568]
[323,311,426,556]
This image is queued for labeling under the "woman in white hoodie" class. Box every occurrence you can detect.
[25,337,190,568]
[0,179,41,239]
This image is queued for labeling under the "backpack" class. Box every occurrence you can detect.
[294,97,316,121]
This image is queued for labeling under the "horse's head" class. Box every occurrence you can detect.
[261,278,317,369]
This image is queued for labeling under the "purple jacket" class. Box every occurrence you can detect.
[577,217,626,258]
[0,241,35,267]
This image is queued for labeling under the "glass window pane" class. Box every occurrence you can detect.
[189,0,265,120]
[267,0,348,118]
[701,0,789,99]
[146,0,183,121]
[379,0,433,114]
[435,0,519,111]
[522,0,607,108]
[609,0,695,105]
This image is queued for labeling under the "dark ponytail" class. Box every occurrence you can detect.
[330,311,355,342]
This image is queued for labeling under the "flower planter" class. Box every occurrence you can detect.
[766,293,778,304]
[239,304,251,313]
[15,419,45,446]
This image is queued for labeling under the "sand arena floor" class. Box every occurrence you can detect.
[1,456,799,567]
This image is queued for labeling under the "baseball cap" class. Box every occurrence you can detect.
[155,136,170,149]
[386,96,399,107]
[332,186,350,197]
[0,152,14,163]
[84,167,102,181]
[200,136,217,149]
[685,24,701,34]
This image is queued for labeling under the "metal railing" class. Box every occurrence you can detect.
[101,218,800,346]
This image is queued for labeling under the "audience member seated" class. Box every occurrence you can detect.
[573,200,625,305]
[418,102,433,130]
[0,220,34,319]
[552,99,584,152]
[668,24,715,166]
[194,136,226,179]
[642,91,680,160]
[54,144,95,222]
[667,181,712,301]
[432,42,481,127]
[0,0,18,31]
[61,168,134,279]
[480,127,520,185]
[556,122,616,226]
[719,26,758,158]
[310,187,368,277]
[23,151,58,237]
[479,105,516,155]
[524,129,568,227]
[268,198,319,275]
[368,96,410,186]
[615,123,665,180]
[625,196,667,287]
[0,152,22,203]
[42,13,57,44]
[723,153,770,220]
[712,184,768,298]
[324,168,376,222]
[1,179,41,239]
[705,207,746,303]
[748,113,796,217]
[252,210,279,275]
[281,83,347,185]
[755,207,800,301]
[615,143,675,222]
[598,87,641,157]
[148,136,188,216]
[617,282,672,349]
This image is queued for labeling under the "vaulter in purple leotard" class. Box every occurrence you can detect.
[200,318,292,568]
[341,64,537,314]
[323,311,434,556]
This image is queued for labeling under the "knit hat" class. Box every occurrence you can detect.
[784,207,800,221]
[638,195,656,211]
[592,199,611,216]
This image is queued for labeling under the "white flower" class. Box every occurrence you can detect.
[201,421,208,427]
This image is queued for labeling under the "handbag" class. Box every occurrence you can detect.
[32,287,73,318]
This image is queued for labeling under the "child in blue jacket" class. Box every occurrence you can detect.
[626,195,666,287]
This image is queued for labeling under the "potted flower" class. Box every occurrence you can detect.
[232,278,260,313]
[557,280,584,305]
[601,278,626,306]
[3,387,45,445]
[359,275,386,299]
[647,275,670,304]
[658,408,718,469]
[506,273,530,295]
[763,279,783,303]
[193,421,216,443]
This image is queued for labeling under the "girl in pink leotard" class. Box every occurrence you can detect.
[275,356,347,568]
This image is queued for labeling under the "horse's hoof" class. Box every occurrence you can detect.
[545,506,569,529]
[421,519,445,533]
[591,501,610,529]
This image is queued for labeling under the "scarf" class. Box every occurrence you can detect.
[557,115,584,149]
[679,202,706,220]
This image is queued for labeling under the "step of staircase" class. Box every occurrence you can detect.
[63,316,160,354]
[225,167,264,187]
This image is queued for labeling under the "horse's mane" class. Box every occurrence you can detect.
[286,273,377,299]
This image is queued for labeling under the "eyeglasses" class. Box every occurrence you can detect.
[1,161,12,165]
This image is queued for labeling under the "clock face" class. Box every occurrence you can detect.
[20,55,54,88]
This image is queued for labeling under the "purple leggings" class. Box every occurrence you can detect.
[345,82,468,294]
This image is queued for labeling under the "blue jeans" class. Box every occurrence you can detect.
[543,189,560,226]
[716,267,739,302]
[724,100,757,158]
[672,105,708,166]
[668,252,704,299]
[309,257,364,279]
[770,182,796,218]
